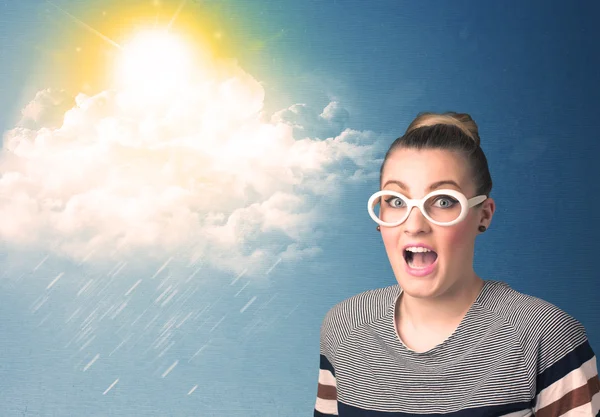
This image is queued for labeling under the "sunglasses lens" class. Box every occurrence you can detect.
[423,194,463,223]
[372,193,463,224]
[373,193,408,224]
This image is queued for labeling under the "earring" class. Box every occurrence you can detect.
[376,226,381,231]
[478,225,487,232]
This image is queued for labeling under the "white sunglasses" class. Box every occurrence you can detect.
[367,189,487,227]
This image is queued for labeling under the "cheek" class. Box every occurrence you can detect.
[441,221,476,253]
[381,230,401,253]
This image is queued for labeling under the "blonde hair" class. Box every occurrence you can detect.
[380,111,492,197]
[406,112,481,147]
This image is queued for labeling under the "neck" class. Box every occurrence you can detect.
[398,274,484,330]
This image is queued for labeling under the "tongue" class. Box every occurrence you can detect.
[410,252,437,268]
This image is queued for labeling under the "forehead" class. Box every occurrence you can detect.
[381,148,472,193]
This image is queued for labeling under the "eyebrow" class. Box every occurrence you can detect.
[382,179,462,192]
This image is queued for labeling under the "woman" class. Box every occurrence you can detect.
[313,112,599,416]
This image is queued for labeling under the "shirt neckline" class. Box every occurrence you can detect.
[386,280,494,363]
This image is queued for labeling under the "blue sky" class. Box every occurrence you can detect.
[0,0,599,415]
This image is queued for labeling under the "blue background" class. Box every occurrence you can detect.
[0,0,598,415]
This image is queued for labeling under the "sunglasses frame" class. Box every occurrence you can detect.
[367,188,487,227]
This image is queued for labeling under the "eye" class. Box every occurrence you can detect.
[433,196,457,208]
[384,196,404,208]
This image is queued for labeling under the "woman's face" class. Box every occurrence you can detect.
[379,148,494,300]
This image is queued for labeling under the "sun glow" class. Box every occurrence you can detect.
[117,30,194,99]
[1,3,380,275]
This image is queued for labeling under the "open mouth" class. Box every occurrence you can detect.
[403,248,438,269]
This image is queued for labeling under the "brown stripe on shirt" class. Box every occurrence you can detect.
[537,375,600,417]
[317,383,337,400]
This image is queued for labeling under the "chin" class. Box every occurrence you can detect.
[392,265,446,299]
[396,267,477,303]
[399,280,442,299]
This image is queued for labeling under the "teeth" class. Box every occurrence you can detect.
[405,247,432,253]
[408,262,430,269]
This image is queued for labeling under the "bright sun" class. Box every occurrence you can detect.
[117,30,194,99]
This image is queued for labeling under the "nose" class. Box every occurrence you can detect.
[402,206,430,234]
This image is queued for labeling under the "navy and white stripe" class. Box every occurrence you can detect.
[314,280,600,416]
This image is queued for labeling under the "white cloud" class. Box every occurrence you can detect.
[18,88,74,130]
[271,100,350,140]
[0,58,383,276]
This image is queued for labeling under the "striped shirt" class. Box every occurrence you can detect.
[314,280,599,416]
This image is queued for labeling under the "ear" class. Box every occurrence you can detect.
[479,197,495,228]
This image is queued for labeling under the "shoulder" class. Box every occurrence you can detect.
[479,280,586,336]
[479,281,590,370]
[319,284,399,355]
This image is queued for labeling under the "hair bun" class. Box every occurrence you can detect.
[406,112,480,147]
